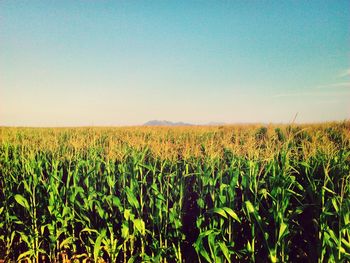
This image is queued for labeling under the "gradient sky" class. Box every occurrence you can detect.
[1,1,349,126]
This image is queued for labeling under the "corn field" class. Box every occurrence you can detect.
[0,123,349,262]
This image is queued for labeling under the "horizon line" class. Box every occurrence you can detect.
[1,119,349,129]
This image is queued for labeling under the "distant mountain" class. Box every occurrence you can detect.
[143,120,193,126]
[206,121,226,126]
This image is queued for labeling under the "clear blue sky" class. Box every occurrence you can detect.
[1,1,349,126]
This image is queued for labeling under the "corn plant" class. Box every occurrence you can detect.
[0,123,349,262]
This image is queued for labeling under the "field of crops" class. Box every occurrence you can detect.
[0,123,349,262]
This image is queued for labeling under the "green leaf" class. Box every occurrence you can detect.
[194,237,212,263]
[40,225,46,235]
[94,233,104,262]
[156,193,166,202]
[331,198,339,212]
[341,238,350,249]
[125,187,140,209]
[14,194,30,212]
[212,208,228,219]
[17,250,33,261]
[134,218,145,236]
[79,227,98,243]
[222,207,241,223]
[245,201,255,214]
[112,196,122,209]
[18,231,30,246]
[300,161,311,169]
[48,205,54,215]
[62,206,71,217]
[97,205,105,219]
[60,237,74,249]
[208,233,217,261]
[122,222,129,239]
[80,227,98,234]
[127,255,138,263]
[197,198,205,209]
[23,180,32,195]
[327,228,339,243]
[269,251,277,263]
[199,229,215,238]
[218,241,231,262]
[278,221,288,241]
[124,209,131,221]
[246,240,252,253]
[259,188,268,199]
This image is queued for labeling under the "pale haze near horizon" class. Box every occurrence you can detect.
[1,1,349,127]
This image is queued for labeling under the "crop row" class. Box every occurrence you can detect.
[0,124,349,262]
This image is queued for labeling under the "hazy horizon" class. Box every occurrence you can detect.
[1,1,349,126]
[1,118,349,128]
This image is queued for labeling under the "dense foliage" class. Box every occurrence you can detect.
[0,123,349,262]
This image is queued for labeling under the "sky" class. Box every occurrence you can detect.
[0,1,349,126]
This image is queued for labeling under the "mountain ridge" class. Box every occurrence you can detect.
[143,120,193,126]
[143,120,226,126]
